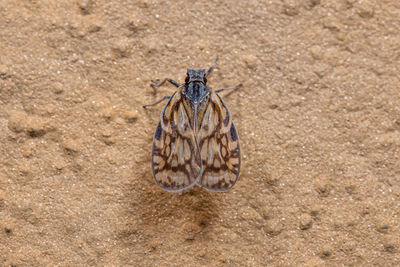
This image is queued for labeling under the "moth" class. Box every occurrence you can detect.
[144,58,241,193]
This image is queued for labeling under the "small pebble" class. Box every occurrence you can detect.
[62,139,81,154]
[122,109,138,123]
[259,206,271,220]
[52,82,64,94]
[112,39,131,58]
[346,220,357,227]
[0,193,5,211]
[26,116,47,137]
[142,37,158,54]
[239,207,262,223]
[307,0,320,8]
[196,40,207,51]
[197,249,207,258]
[319,246,332,258]
[383,236,396,253]
[310,204,322,217]
[354,0,375,18]
[8,112,28,133]
[0,64,8,77]
[21,142,36,158]
[241,54,258,69]
[376,222,390,234]
[313,62,329,78]
[360,205,372,216]
[345,184,356,195]
[299,213,313,230]
[144,239,159,255]
[85,14,103,33]
[114,117,125,125]
[125,17,138,32]
[137,0,152,8]
[5,226,12,233]
[101,127,113,138]
[38,104,56,116]
[309,45,323,60]
[314,176,331,197]
[54,157,68,170]
[322,16,341,32]
[8,112,49,137]
[269,103,278,110]
[263,218,283,236]
[99,107,117,121]
[182,222,202,241]
[101,127,115,145]
[282,0,300,16]
[80,0,93,14]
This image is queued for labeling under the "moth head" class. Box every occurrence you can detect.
[183,68,209,104]
[185,68,207,84]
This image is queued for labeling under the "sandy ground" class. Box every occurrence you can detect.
[1,0,399,266]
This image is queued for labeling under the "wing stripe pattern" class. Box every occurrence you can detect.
[195,91,241,192]
[151,89,202,192]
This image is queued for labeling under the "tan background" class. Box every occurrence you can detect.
[1,0,399,266]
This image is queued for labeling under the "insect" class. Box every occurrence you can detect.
[143,58,241,193]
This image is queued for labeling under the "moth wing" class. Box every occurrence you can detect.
[196,91,241,192]
[151,89,202,192]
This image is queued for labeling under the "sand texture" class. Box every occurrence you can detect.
[1,0,400,266]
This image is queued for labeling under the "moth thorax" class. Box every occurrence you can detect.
[186,82,208,103]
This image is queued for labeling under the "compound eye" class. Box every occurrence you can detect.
[185,76,189,83]
[204,77,207,83]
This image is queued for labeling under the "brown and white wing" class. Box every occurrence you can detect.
[151,89,202,192]
[196,91,241,192]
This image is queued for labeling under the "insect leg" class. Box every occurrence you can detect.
[215,83,242,93]
[206,57,219,77]
[143,96,171,109]
[151,78,181,88]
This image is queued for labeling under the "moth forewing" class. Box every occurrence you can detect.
[195,90,241,192]
[151,90,201,192]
